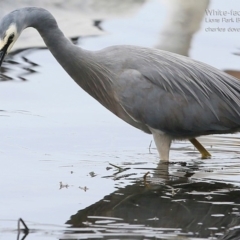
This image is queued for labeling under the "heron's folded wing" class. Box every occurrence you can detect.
[117,67,240,138]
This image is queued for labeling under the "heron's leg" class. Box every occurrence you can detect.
[189,138,211,159]
[152,132,172,160]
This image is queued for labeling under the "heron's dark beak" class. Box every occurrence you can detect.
[0,46,7,67]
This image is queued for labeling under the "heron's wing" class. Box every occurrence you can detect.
[116,50,240,137]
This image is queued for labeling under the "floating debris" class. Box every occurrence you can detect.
[89,171,97,177]
[59,182,69,189]
[79,186,89,192]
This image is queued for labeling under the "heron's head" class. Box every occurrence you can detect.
[0,11,23,66]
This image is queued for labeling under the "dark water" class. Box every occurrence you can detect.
[1,0,240,239]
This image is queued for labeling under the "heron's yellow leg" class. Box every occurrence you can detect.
[189,138,211,159]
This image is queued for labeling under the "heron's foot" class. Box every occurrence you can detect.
[143,171,150,181]
[143,171,151,188]
[189,138,211,159]
[201,151,211,159]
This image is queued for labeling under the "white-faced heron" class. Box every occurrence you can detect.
[0,7,239,161]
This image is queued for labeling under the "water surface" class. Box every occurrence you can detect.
[1,0,240,239]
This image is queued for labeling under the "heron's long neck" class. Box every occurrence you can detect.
[24,8,114,109]
[25,8,87,78]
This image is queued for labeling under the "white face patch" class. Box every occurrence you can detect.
[0,24,18,53]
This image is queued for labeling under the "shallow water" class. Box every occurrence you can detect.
[1,0,240,239]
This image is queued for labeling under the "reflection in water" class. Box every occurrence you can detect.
[65,162,240,239]
[0,49,39,81]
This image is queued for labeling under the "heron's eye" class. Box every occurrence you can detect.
[8,34,14,42]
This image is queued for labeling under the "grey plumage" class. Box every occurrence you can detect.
[0,7,240,160]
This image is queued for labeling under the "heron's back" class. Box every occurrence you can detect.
[92,46,240,137]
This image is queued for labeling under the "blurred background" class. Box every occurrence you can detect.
[1,0,240,69]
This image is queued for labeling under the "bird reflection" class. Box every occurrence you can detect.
[65,162,240,239]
